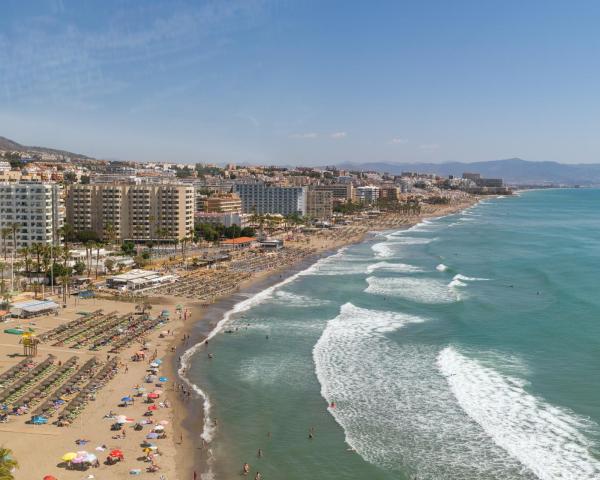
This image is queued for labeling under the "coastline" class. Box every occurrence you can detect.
[164,197,482,480]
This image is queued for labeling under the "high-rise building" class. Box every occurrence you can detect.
[306,190,333,219]
[356,186,380,204]
[312,184,354,202]
[234,183,307,215]
[0,182,64,250]
[66,183,194,242]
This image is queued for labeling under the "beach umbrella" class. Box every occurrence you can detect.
[153,425,164,431]
[149,362,159,368]
[147,405,158,411]
[154,359,163,365]
[121,396,133,402]
[85,453,97,463]
[71,456,85,464]
[146,432,159,439]
[109,449,124,459]
[158,377,168,382]
[62,452,77,461]
[43,476,58,480]
[147,393,159,399]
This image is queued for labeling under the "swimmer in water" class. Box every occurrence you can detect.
[242,463,249,475]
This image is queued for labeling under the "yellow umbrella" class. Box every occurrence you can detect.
[62,452,77,461]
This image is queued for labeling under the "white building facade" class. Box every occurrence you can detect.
[234,183,307,215]
[0,182,64,250]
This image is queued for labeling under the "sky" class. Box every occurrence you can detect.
[1,0,600,165]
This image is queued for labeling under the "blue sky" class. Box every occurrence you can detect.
[1,0,600,165]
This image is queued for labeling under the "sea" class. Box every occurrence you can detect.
[182,188,600,480]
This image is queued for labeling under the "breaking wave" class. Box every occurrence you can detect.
[365,276,459,304]
[438,347,600,480]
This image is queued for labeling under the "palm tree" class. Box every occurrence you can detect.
[85,240,95,277]
[103,222,117,247]
[8,223,20,291]
[0,261,5,294]
[0,446,18,479]
[94,241,104,279]
[58,223,74,252]
[0,228,11,261]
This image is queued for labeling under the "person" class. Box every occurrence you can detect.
[257,448,262,458]
[254,472,261,480]
[242,463,250,475]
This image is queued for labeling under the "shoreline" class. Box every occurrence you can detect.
[164,197,482,480]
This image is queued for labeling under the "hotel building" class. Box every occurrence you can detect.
[0,182,64,250]
[66,183,194,242]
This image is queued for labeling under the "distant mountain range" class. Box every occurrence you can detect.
[332,158,600,186]
[0,136,90,159]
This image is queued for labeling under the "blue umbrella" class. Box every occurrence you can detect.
[32,416,47,424]
[121,396,133,402]
[146,432,159,439]
[154,359,163,365]
[158,377,168,382]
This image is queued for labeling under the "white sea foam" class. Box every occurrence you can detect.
[436,263,449,272]
[365,276,459,303]
[372,242,394,258]
[438,347,600,480]
[270,290,331,307]
[365,261,424,274]
[301,247,368,275]
[313,304,537,479]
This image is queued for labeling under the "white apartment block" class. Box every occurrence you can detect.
[0,182,64,250]
[234,183,307,215]
[356,186,380,204]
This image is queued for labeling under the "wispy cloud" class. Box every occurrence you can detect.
[0,1,268,109]
[330,131,347,139]
[389,137,408,144]
[290,132,318,139]
[419,143,440,150]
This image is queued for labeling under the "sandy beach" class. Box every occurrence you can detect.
[0,197,479,480]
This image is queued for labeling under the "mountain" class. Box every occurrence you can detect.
[332,158,600,185]
[0,136,91,159]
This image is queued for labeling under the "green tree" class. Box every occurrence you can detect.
[0,228,11,261]
[121,241,135,256]
[0,446,18,479]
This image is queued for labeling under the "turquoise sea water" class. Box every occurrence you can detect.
[184,189,600,480]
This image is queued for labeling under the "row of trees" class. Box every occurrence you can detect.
[194,223,255,242]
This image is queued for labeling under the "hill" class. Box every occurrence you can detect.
[332,158,600,185]
[0,136,91,159]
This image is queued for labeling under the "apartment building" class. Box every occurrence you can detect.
[356,186,380,204]
[203,193,242,214]
[234,183,307,215]
[306,190,333,219]
[66,183,194,242]
[0,182,64,250]
[312,184,354,202]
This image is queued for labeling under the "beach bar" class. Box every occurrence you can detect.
[106,269,176,291]
[10,300,60,318]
